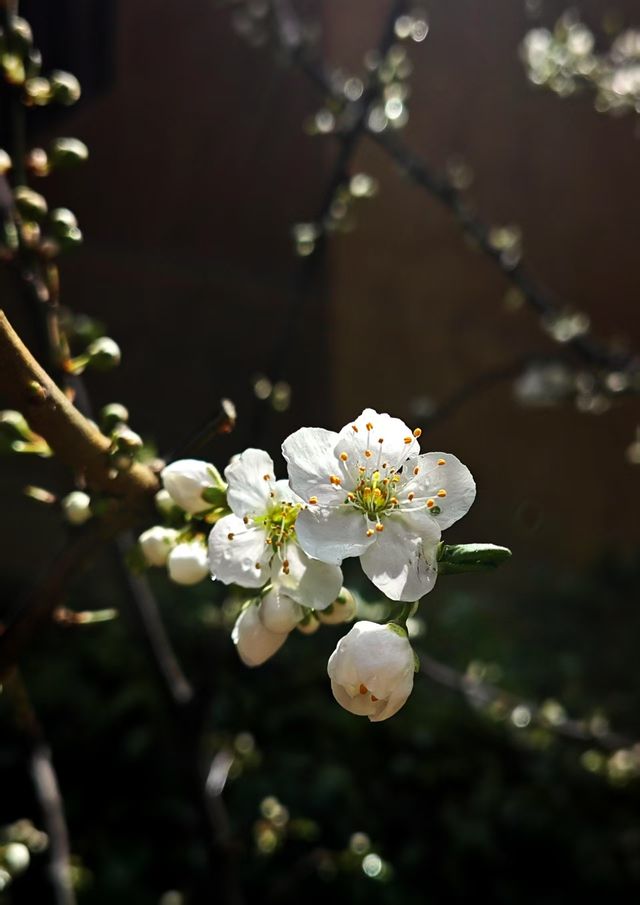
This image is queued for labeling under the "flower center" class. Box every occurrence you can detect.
[347,469,400,523]
[255,502,301,549]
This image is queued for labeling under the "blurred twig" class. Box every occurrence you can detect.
[6,672,76,905]
[419,651,634,752]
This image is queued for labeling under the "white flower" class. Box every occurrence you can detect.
[282,408,476,602]
[327,620,415,722]
[139,526,179,567]
[167,540,209,585]
[208,448,342,608]
[232,602,288,667]
[61,490,92,526]
[161,458,225,515]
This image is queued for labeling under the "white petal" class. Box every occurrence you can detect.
[370,670,414,722]
[167,541,210,586]
[282,427,344,505]
[270,543,343,610]
[330,679,384,718]
[401,452,476,531]
[360,516,439,601]
[225,448,275,518]
[335,408,421,473]
[295,506,375,565]
[232,604,287,667]
[272,478,302,506]
[208,514,270,588]
[259,588,302,633]
[161,459,220,514]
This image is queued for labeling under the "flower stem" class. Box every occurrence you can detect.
[389,601,418,629]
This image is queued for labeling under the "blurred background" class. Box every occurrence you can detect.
[1,0,640,902]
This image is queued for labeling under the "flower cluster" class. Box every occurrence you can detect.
[138,408,481,721]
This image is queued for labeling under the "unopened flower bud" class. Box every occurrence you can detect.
[154,488,178,518]
[167,541,209,585]
[259,589,302,634]
[100,402,129,432]
[0,150,12,175]
[49,137,89,168]
[23,76,51,104]
[86,337,121,371]
[318,588,357,624]
[328,621,416,722]
[296,612,320,635]
[61,490,92,526]
[3,842,30,875]
[161,459,226,514]
[112,425,142,450]
[139,526,178,567]
[14,186,47,220]
[232,603,288,667]
[0,409,31,441]
[50,70,81,105]
[11,17,33,49]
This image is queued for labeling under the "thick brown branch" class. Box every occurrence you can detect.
[0,309,158,506]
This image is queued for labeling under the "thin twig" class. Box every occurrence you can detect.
[6,673,76,905]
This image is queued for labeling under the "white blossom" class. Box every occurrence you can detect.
[61,490,92,526]
[327,620,415,722]
[259,587,302,633]
[232,602,288,667]
[139,526,179,567]
[208,448,342,609]
[282,408,475,601]
[167,540,209,585]
[161,458,225,515]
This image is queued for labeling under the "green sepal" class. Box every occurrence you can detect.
[386,622,408,639]
[437,543,512,574]
[201,486,227,508]
[413,651,420,673]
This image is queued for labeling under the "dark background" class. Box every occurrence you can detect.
[1,1,640,902]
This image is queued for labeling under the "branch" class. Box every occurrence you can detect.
[0,309,158,506]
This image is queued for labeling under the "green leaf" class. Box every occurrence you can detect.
[437,543,512,574]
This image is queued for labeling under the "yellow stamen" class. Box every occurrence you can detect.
[329,474,342,486]
[366,528,375,537]
[365,422,373,431]
[413,428,422,438]
[375,523,384,532]
[437,488,447,498]
[426,499,435,508]
[437,458,446,466]
[308,496,318,504]
[340,452,348,461]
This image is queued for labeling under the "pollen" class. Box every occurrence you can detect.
[437,488,447,498]
[329,474,342,486]
[366,528,375,537]
[426,498,435,508]
[262,474,271,481]
[375,523,384,532]
[390,496,399,505]
[359,684,368,695]
[340,452,348,461]
[413,466,420,476]
[243,516,249,524]
[282,559,290,574]
[437,458,446,466]
[407,492,415,501]
[352,424,359,432]
[364,450,372,458]
[255,562,262,570]
[403,436,412,444]
[365,422,373,431]
[378,437,384,444]
[227,532,235,540]
[347,492,356,502]
[308,496,318,504]
[413,427,422,438]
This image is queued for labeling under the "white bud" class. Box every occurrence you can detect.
[318,588,357,624]
[138,526,179,567]
[86,336,121,370]
[232,603,287,667]
[259,589,302,634]
[327,621,415,722]
[161,459,225,514]
[3,843,30,875]
[167,541,209,585]
[296,613,320,635]
[61,490,92,526]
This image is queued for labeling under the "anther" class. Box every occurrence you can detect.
[364,450,372,458]
[413,466,420,476]
[437,489,447,498]
[329,475,342,486]
[340,452,348,461]
[352,424,359,432]
[375,523,384,532]
[365,422,373,431]
[243,516,249,524]
[282,559,290,574]
[255,562,262,570]
[308,496,318,504]
[227,532,235,540]
[359,684,368,695]
[390,496,399,505]
[347,492,356,502]
[371,695,379,702]
[366,528,375,537]
[378,437,384,444]
[408,492,415,501]
[437,458,446,466]
[262,474,271,481]
[426,499,435,508]
[403,436,412,444]
[413,428,422,438]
